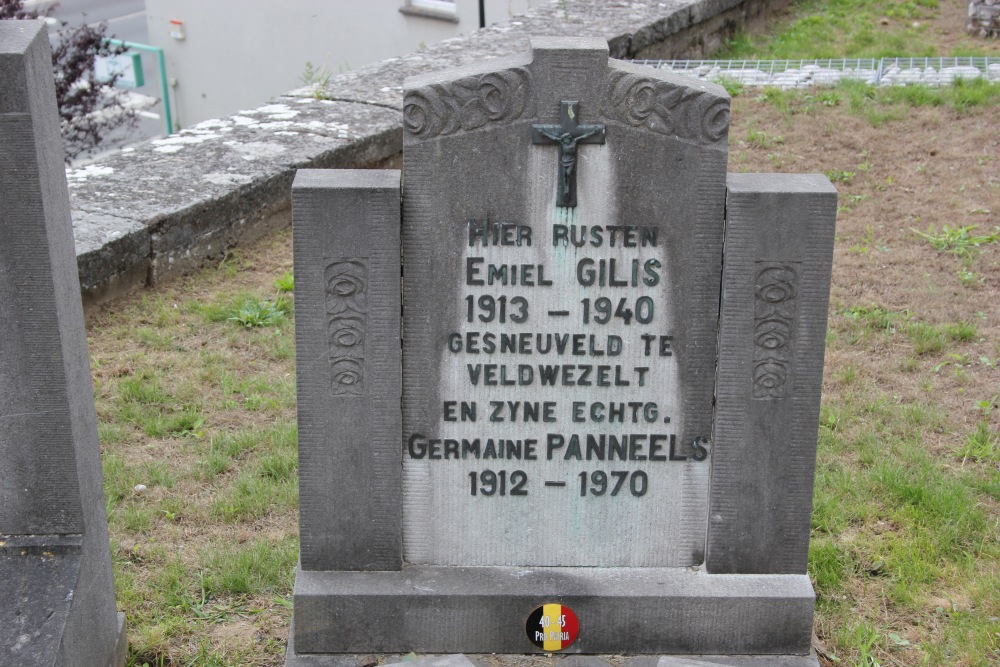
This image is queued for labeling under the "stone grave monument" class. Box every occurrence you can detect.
[0,20,126,667]
[287,36,836,665]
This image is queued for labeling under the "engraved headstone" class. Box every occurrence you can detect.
[0,20,126,667]
[287,36,835,665]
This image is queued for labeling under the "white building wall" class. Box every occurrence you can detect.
[145,0,536,128]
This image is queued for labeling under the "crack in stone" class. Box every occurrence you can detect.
[285,95,404,112]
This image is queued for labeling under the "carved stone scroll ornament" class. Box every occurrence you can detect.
[600,70,729,146]
[752,263,799,400]
[325,259,368,395]
[403,68,537,139]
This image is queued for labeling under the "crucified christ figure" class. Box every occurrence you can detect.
[536,124,605,206]
[531,101,606,208]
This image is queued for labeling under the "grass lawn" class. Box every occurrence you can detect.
[86,0,998,664]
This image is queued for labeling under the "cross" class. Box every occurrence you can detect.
[531,100,606,208]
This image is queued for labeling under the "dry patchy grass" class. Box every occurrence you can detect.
[86,1,998,663]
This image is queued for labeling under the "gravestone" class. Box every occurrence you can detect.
[0,20,126,667]
[287,36,835,665]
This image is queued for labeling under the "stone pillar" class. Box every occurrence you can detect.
[0,20,126,667]
[707,173,837,575]
[289,169,403,656]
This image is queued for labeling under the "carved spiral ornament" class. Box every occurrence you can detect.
[330,358,363,391]
[754,318,792,350]
[697,95,730,143]
[755,266,797,303]
[753,360,788,395]
[402,90,440,138]
[752,262,800,400]
[404,68,536,139]
[329,317,365,348]
[601,71,729,145]
[325,259,369,395]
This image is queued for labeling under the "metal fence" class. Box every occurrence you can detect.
[631,57,1000,88]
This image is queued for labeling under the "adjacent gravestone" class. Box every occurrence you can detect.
[0,20,126,667]
[287,36,835,665]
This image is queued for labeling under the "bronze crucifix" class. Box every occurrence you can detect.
[531,100,606,208]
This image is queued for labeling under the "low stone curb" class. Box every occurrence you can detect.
[281,652,819,667]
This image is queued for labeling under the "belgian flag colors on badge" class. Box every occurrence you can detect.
[526,604,579,651]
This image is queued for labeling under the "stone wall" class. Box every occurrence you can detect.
[968,0,1000,37]
[70,0,789,308]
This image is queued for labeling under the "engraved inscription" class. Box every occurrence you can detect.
[752,263,799,399]
[325,259,368,395]
[407,219,711,496]
[600,70,729,146]
[404,210,714,566]
[404,68,537,139]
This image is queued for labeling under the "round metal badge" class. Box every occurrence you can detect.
[526,604,579,651]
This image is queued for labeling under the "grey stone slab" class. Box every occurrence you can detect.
[284,634,397,667]
[544,658,614,667]
[617,659,661,667]
[399,36,729,568]
[0,20,125,667]
[67,100,401,228]
[112,614,128,667]
[706,174,837,575]
[382,656,477,667]
[73,209,151,304]
[0,36,83,538]
[463,657,620,667]
[657,655,818,666]
[292,169,403,572]
[287,654,815,667]
[0,536,82,666]
[73,209,149,265]
[64,99,402,304]
[291,565,814,654]
[286,652,816,667]
[0,542,127,667]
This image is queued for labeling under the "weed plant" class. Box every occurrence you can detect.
[911,224,1000,256]
[299,61,332,100]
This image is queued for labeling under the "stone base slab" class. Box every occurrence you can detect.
[285,646,820,667]
[0,542,82,666]
[113,612,128,667]
[0,540,127,667]
[289,565,814,656]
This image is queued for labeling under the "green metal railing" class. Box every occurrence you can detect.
[631,57,1000,88]
[103,39,173,135]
